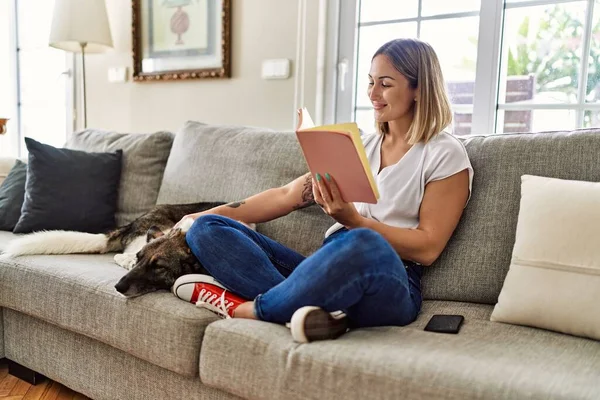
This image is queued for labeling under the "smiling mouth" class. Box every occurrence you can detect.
[373,103,387,110]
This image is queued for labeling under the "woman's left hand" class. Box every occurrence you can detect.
[313,173,363,228]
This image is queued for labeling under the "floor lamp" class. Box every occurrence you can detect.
[49,0,113,129]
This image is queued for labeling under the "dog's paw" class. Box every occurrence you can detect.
[238,221,256,231]
[178,217,195,233]
[114,253,137,270]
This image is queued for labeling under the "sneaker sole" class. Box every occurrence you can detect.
[290,306,349,343]
[172,274,226,301]
[290,306,320,343]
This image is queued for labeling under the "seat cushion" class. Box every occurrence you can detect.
[0,242,220,377]
[200,300,600,400]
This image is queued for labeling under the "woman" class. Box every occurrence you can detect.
[173,38,473,343]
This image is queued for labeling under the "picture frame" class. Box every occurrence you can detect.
[132,0,231,81]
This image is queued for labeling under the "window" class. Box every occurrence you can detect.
[0,0,72,157]
[332,0,600,135]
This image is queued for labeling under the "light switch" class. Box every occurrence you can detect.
[261,59,291,80]
[108,66,128,83]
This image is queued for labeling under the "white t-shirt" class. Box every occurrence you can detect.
[325,131,474,238]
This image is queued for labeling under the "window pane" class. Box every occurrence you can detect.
[355,109,376,135]
[451,108,474,136]
[20,104,68,149]
[355,22,418,108]
[421,0,480,17]
[586,0,600,103]
[0,1,12,113]
[359,0,418,23]
[496,109,577,133]
[19,48,68,104]
[500,2,589,105]
[420,17,479,103]
[584,109,600,127]
[421,16,479,134]
[17,0,56,49]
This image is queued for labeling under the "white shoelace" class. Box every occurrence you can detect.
[195,288,234,319]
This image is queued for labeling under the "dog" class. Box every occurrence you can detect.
[3,202,250,298]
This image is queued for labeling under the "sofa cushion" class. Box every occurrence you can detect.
[0,159,27,231]
[66,129,174,226]
[425,128,600,304]
[0,241,220,377]
[200,300,600,400]
[157,121,334,256]
[0,157,17,186]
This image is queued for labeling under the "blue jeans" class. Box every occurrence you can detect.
[186,215,422,328]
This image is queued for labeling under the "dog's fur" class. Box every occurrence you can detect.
[3,202,230,297]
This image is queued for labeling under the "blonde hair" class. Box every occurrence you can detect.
[373,38,452,145]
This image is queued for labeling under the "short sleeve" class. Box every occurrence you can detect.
[424,134,474,204]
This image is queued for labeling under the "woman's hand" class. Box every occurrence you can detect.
[313,173,364,228]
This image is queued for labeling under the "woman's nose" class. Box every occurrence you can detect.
[369,86,380,100]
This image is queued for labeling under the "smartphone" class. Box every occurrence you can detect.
[424,314,464,334]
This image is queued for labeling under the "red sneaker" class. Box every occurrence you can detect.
[172,274,246,319]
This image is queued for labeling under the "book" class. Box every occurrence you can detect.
[295,108,380,204]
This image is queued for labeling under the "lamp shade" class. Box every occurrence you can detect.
[49,0,113,53]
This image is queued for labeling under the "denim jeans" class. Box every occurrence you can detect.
[186,214,422,328]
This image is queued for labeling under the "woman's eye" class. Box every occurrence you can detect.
[381,82,390,88]
[368,81,374,86]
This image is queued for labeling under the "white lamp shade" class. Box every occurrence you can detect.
[49,0,113,53]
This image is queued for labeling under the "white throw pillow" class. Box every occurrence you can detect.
[491,174,600,341]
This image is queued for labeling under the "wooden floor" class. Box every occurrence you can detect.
[0,360,89,400]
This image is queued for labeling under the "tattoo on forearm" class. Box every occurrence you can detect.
[227,200,246,208]
[292,174,316,210]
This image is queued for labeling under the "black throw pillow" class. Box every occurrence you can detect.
[13,138,123,234]
[0,159,27,231]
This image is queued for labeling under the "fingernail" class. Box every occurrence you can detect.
[325,173,331,181]
[316,173,322,182]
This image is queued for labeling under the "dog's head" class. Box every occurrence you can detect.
[114,226,206,298]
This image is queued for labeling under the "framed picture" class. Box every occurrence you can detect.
[132,0,231,81]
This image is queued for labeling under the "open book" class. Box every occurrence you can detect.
[295,108,380,204]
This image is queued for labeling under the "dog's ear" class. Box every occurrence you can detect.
[146,226,164,242]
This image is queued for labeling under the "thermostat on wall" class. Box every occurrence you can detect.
[261,59,291,80]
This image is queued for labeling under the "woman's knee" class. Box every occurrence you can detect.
[336,228,398,272]
[185,214,233,242]
[344,228,391,253]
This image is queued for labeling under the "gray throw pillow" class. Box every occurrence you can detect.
[66,129,174,226]
[0,159,27,231]
[13,138,122,234]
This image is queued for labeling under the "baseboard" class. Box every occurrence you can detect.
[7,359,46,385]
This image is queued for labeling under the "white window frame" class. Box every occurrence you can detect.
[327,0,600,134]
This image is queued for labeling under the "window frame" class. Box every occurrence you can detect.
[328,0,600,134]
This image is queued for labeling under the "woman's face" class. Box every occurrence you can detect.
[368,54,417,123]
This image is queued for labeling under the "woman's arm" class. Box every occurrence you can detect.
[352,170,470,266]
[177,173,315,225]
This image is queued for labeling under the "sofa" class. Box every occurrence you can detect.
[0,121,599,400]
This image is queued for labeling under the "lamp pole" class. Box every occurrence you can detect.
[81,42,87,129]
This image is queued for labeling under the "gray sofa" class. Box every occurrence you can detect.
[0,121,599,400]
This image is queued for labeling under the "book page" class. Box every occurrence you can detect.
[296,108,315,131]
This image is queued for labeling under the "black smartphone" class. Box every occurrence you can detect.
[424,314,464,334]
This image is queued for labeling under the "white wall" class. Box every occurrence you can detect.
[83,0,323,134]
